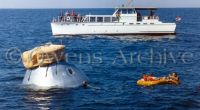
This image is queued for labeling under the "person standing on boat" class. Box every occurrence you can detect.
[60,11,64,22]
[149,10,155,19]
[116,10,120,22]
[71,10,76,22]
[77,13,81,22]
[137,12,142,21]
[65,11,70,16]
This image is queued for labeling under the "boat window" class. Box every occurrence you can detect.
[90,17,96,22]
[112,17,117,22]
[97,17,103,22]
[118,9,122,14]
[143,23,147,25]
[129,23,134,25]
[104,17,111,22]
[136,23,141,24]
[128,9,133,14]
[122,9,127,14]
[150,23,154,24]
[68,68,74,75]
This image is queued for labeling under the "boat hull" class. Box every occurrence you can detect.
[51,22,176,36]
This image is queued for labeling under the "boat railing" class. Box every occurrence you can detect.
[52,15,119,23]
[52,16,84,23]
[142,16,159,20]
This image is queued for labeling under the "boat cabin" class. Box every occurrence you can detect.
[52,7,159,24]
[113,7,159,23]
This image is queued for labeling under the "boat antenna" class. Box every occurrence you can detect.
[127,0,133,7]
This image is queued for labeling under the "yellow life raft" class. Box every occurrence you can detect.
[137,78,179,86]
[22,44,65,69]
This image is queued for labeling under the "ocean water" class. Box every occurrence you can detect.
[0,8,200,110]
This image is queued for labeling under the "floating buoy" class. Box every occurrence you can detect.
[175,16,182,22]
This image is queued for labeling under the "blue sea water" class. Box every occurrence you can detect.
[0,8,200,110]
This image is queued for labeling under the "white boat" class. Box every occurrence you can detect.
[51,7,176,36]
